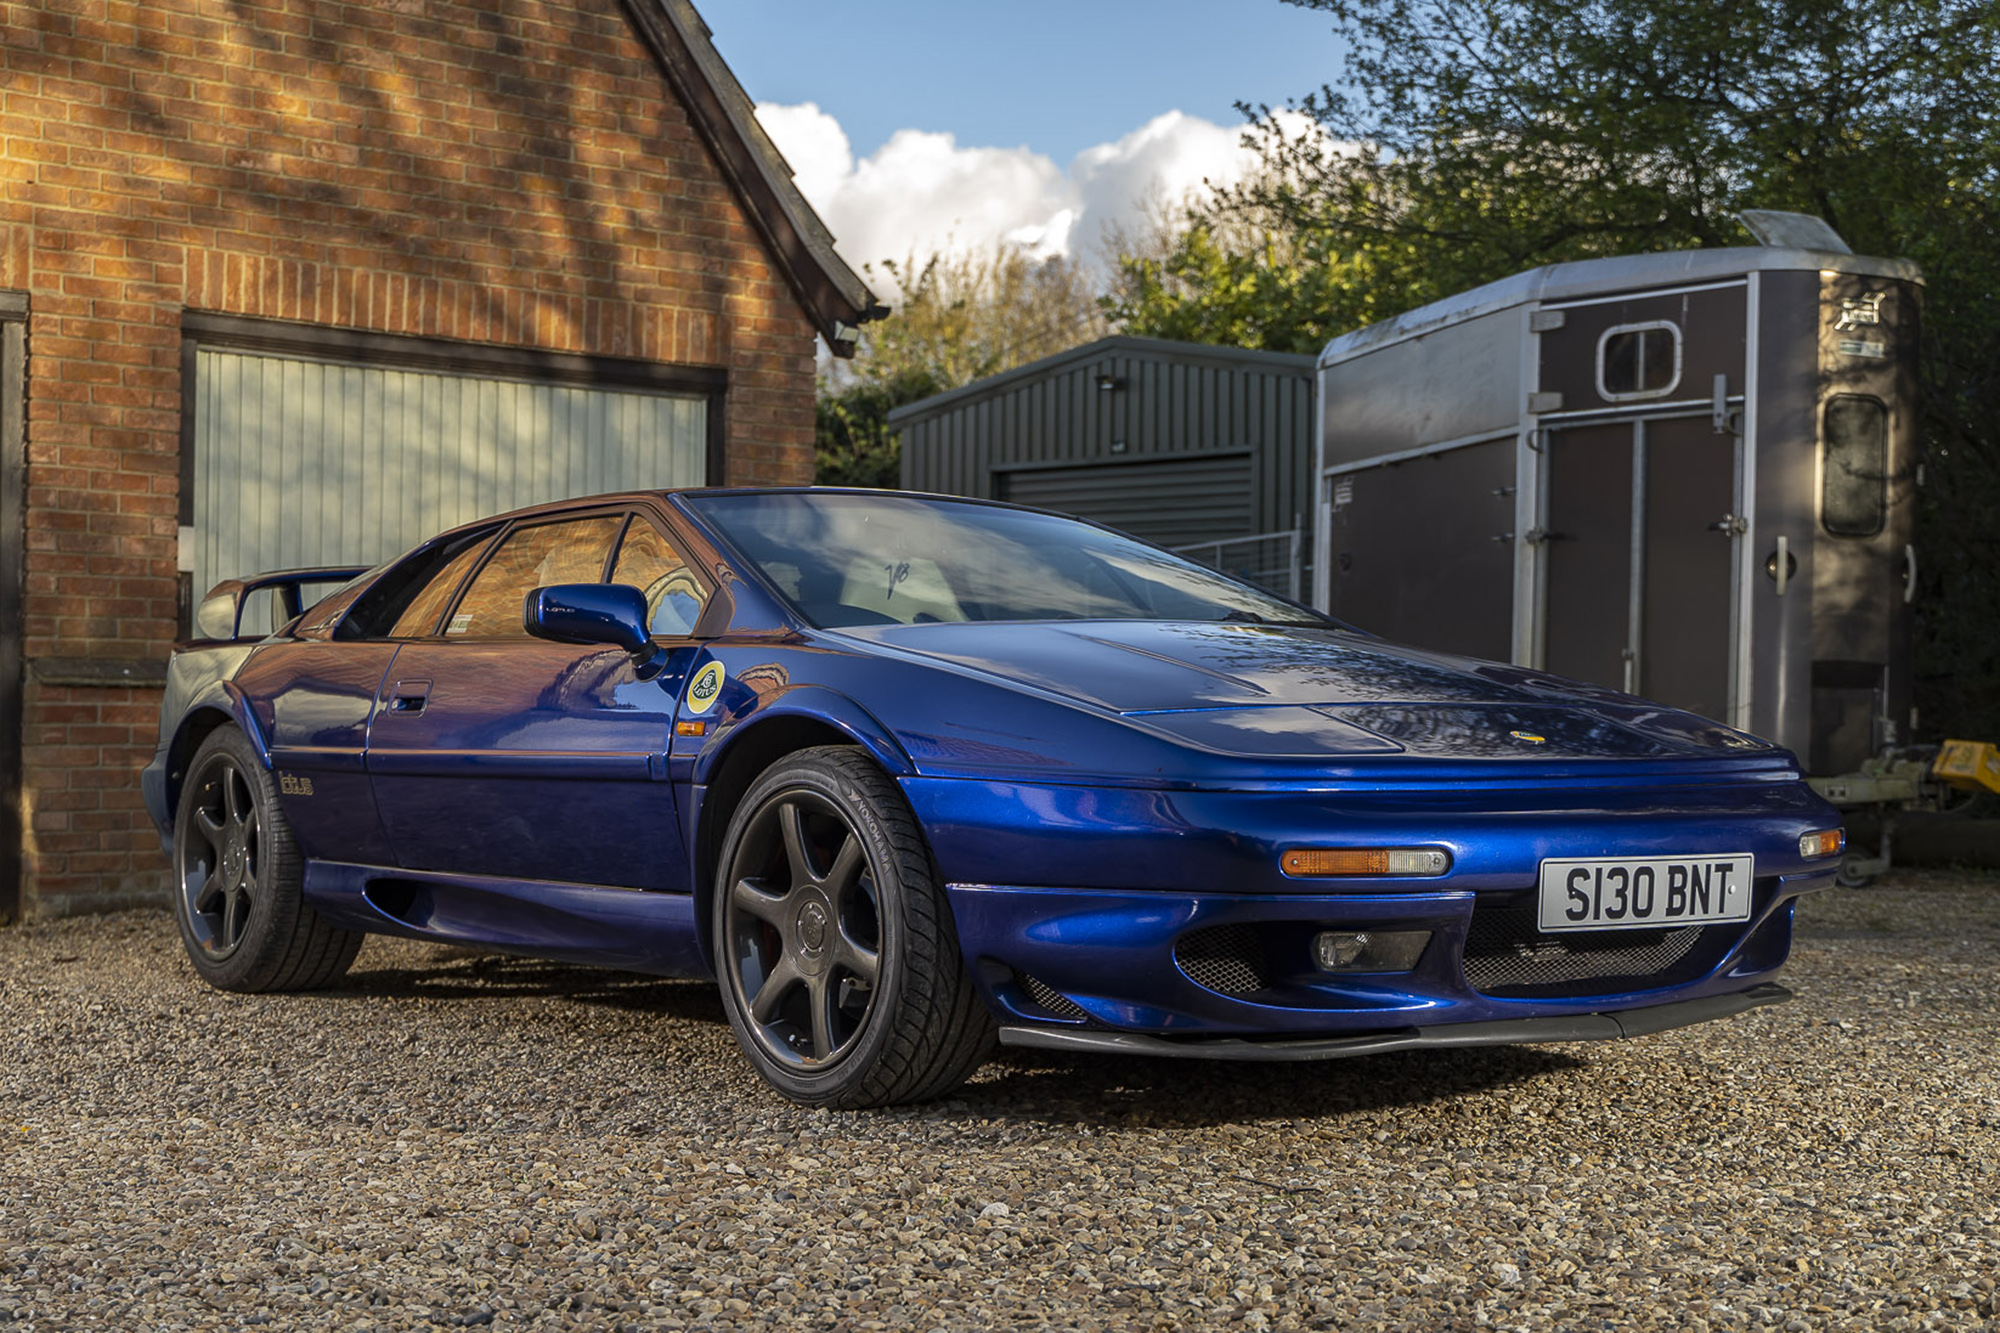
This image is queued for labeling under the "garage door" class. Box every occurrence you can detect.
[999,454,1253,549]
[187,348,708,627]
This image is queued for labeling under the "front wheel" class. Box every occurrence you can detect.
[714,747,994,1107]
[171,726,364,992]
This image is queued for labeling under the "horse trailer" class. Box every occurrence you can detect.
[1313,217,1938,869]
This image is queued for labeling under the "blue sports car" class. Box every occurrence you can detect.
[143,488,1845,1106]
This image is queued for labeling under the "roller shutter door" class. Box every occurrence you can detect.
[999,455,1253,549]
[187,348,708,620]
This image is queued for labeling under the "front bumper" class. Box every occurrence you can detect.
[945,867,1833,1042]
[910,771,1840,1044]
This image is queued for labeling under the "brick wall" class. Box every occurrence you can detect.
[3,0,822,917]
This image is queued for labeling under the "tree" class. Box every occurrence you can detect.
[1119,0,2000,739]
[816,244,1108,487]
[1102,186,1386,355]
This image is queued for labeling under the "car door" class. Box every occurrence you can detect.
[364,509,705,890]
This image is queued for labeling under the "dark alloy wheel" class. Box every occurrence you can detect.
[171,726,364,993]
[715,747,994,1107]
[178,745,262,960]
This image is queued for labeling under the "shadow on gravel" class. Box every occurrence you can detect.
[956,1043,1584,1128]
[335,954,727,1023]
[325,952,1583,1127]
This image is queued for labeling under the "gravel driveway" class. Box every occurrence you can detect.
[3,869,1996,1332]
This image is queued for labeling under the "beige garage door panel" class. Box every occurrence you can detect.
[189,348,707,623]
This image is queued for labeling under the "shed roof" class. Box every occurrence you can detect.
[625,0,883,354]
[887,336,1317,428]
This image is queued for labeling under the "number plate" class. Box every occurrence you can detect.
[1536,854,1754,932]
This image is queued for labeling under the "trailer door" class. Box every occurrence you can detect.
[1535,281,1748,723]
[1543,414,1739,722]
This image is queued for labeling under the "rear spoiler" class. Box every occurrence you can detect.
[193,566,369,641]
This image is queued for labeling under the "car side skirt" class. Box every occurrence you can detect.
[997,983,1791,1061]
[302,861,711,979]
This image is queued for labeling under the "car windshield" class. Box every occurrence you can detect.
[686,492,1330,629]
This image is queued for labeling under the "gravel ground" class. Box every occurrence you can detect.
[3,869,1997,1332]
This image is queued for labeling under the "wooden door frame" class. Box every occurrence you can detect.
[1,292,28,923]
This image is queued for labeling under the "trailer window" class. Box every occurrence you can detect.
[1822,395,1888,538]
[1596,322,1681,401]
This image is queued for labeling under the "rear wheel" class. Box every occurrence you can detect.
[714,747,994,1107]
[171,726,364,992]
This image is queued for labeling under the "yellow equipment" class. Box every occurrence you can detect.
[1806,739,1997,885]
[1932,739,2000,795]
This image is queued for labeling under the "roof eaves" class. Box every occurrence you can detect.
[886,335,1317,427]
[622,0,884,355]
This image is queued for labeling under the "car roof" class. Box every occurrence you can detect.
[425,486,1041,541]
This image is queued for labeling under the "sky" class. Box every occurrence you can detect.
[702,2,1348,286]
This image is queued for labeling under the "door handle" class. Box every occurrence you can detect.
[387,680,431,714]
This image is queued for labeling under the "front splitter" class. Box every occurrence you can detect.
[996,983,1792,1061]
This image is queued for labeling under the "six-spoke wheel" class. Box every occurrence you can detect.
[178,746,264,960]
[714,747,994,1107]
[171,726,363,992]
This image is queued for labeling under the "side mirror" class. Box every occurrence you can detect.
[524,583,652,656]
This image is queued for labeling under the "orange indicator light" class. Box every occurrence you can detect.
[1280,847,1451,878]
[675,720,707,738]
[1798,828,1845,859]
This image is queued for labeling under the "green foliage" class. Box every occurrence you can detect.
[1122,0,2000,739]
[814,368,942,489]
[816,245,1108,488]
[1104,216,1382,356]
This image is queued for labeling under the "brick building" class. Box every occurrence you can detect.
[0,0,880,919]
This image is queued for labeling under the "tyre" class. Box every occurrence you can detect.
[171,725,364,992]
[713,746,995,1107]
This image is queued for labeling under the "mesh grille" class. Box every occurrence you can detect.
[1174,925,1273,996]
[1017,973,1089,1021]
[1462,894,1727,998]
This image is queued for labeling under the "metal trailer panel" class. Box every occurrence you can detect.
[1537,283,1747,414]
[1318,314,1522,469]
[1747,269,1822,758]
[1808,271,1921,774]
[1322,439,1517,660]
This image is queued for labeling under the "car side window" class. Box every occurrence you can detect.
[610,518,707,637]
[333,527,496,640]
[384,539,494,639]
[446,515,623,638]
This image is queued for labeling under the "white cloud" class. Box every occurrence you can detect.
[755,102,1286,291]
